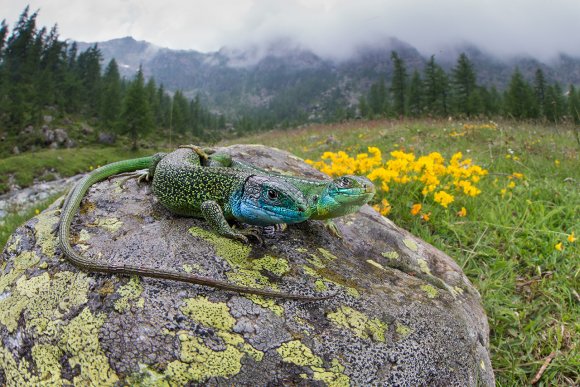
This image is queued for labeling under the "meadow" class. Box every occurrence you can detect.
[1,119,578,385]
[225,119,579,385]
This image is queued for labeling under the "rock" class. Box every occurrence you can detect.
[98,132,116,145]
[43,115,53,123]
[11,146,19,155]
[0,145,494,386]
[53,128,68,145]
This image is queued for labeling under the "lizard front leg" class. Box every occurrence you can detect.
[200,200,249,243]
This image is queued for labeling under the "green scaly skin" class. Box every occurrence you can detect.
[206,152,376,235]
[57,149,332,300]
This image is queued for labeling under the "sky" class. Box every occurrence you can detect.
[3,0,580,61]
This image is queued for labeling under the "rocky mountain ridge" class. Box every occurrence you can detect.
[78,36,580,119]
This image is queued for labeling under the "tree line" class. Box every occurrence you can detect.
[359,51,580,124]
[0,7,224,149]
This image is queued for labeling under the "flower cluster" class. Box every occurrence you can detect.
[306,147,489,219]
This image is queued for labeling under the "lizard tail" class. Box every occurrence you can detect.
[57,156,333,301]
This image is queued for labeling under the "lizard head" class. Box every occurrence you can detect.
[314,175,376,218]
[234,175,311,225]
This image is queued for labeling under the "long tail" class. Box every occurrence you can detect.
[57,157,332,301]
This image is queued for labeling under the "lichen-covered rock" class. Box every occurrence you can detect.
[0,145,495,386]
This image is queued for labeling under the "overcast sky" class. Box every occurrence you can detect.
[4,0,580,61]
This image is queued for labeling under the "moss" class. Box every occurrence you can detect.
[421,284,439,299]
[327,306,387,343]
[402,238,418,252]
[95,217,123,233]
[114,276,144,313]
[180,296,235,331]
[59,307,119,385]
[32,209,60,257]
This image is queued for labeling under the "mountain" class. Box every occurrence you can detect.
[77,36,580,121]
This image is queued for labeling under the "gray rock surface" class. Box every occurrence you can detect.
[0,144,494,386]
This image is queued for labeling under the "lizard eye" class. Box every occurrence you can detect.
[312,195,319,203]
[267,189,279,200]
[338,177,351,188]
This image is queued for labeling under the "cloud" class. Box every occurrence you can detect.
[4,0,580,61]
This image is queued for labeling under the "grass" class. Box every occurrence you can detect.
[0,146,154,194]
[1,119,578,385]
[223,119,579,385]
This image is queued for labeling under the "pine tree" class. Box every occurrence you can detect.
[99,59,122,130]
[390,51,407,117]
[76,44,102,116]
[407,70,422,117]
[534,68,547,118]
[569,85,580,125]
[422,55,449,117]
[451,53,477,116]
[544,83,566,124]
[120,66,154,150]
[505,68,534,119]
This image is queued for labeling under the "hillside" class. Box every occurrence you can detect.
[78,36,580,120]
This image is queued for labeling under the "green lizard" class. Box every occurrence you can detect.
[57,147,332,300]
[205,151,376,236]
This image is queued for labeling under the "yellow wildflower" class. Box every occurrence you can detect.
[457,207,467,217]
[568,232,576,243]
[508,181,516,189]
[555,159,560,166]
[512,172,524,179]
[89,165,94,171]
[421,212,431,222]
[500,188,507,197]
[555,242,563,251]
[35,209,40,215]
[410,203,422,216]
[434,191,454,208]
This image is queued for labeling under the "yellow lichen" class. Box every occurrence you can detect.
[0,271,90,334]
[417,258,432,275]
[366,259,385,270]
[180,296,235,331]
[33,209,60,257]
[421,284,439,299]
[114,276,144,313]
[0,251,40,293]
[276,340,323,367]
[252,255,290,276]
[60,307,119,385]
[402,238,418,252]
[163,297,265,384]
[188,226,288,315]
[381,251,400,260]
[278,341,350,386]
[327,306,387,342]
[95,217,124,233]
[317,248,338,262]
[31,344,63,386]
[396,322,412,338]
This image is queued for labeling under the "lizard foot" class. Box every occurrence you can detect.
[323,220,343,239]
[179,144,210,163]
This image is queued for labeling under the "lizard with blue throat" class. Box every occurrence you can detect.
[57,146,333,300]
[203,149,376,236]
